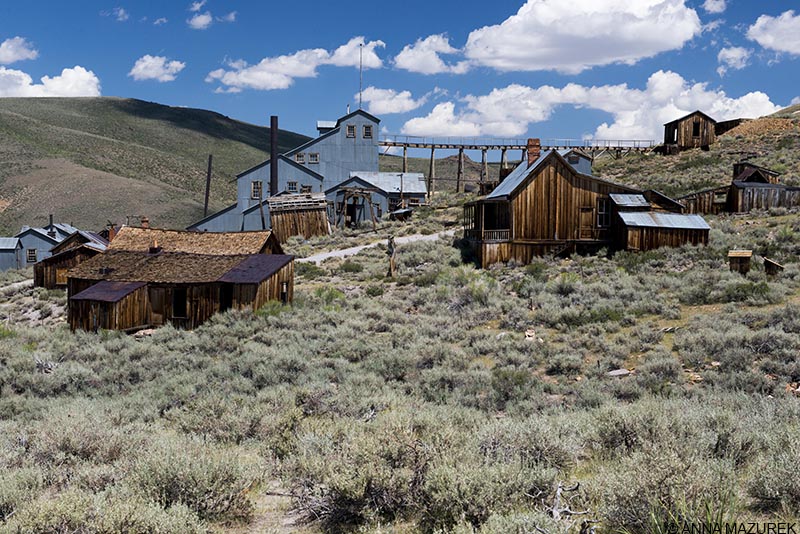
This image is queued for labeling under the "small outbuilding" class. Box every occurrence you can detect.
[34,231,109,289]
[326,172,428,225]
[67,251,294,331]
[663,110,717,152]
[0,238,23,271]
[266,193,331,242]
[728,250,753,275]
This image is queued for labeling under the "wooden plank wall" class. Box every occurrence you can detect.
[731,186,800,212]
[679,188,729,215]
[254,262,294,307]
[510,159,628,242]
[68,285,148,331]
[35,249,100,289]
[675,116,715,150]
[270,209,329,243]
[625,227,708,251]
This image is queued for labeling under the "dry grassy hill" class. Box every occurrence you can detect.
[0,97,310,234]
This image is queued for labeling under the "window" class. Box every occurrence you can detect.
[295,153,305,164]
[567,154,580,164]
[308,152,319,164]
[250,180,263,200]
[692,121,700,138]
[300,185,312,194]
[346,124,356,138]
[596,198,610,228]
[363,124,373,139]
[388,198,400,212]
[26,249,37,263]
[287,181,298,193]
[408,197,421,207]
[172,288,187,318]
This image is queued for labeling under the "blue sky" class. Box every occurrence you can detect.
[1,0,799,143]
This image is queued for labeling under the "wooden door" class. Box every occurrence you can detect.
[149,287,165,325]
[579,207,594,239]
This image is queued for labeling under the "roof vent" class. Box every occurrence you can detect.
[148,238,162,255]
[99,267,115,275]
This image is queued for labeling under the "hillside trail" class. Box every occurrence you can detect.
[298,229,456,265]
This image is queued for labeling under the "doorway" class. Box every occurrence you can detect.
[220,284,233,312]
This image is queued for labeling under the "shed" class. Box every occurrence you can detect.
[728,250,753,275]
[617,212,710,251]
[34,231,108,289]
[663,110,716,152]
[733,162,780,184]
[0,238,23,271]
[326,172,428,224]
[265,193,330,242]
[67,251,294,331]
[764,257,784,277]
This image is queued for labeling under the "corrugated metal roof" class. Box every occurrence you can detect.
[219,254,293,284]
[348,172,427,194]
[71,281,147,303]
[316,120,336,129]
[619,212,710,230]
[610,194,649,207]
[0,237,20,249]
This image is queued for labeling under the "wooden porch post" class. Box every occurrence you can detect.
[402,146,408,173]
[428,147,435,199]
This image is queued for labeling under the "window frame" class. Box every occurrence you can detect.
[308,152,320,164]
[346,124,356,138]
[250,180,263,200]
[692,121,701,138]
[295,153,305,164]
[362,124,373,139]
[300,185,312,194]
[287,181,298,193]
[596,198,610,228]
[26,249,37,263]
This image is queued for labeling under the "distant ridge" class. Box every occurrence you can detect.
[0,97,310,233]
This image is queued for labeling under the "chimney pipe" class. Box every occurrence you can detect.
[527,138,541,168]
[140,217,150,229]
[203,154,213,217]
[270,115,278,196]
[47,214,56,238]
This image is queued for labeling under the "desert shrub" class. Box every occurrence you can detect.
[365,284,384,297]
[339,260,363,273]
[748,429,800,513]
[0,468,42,521]
[446,510,561,534]
[162,393,265,444]
[544,353,583,376]
[296,261,327,279]
[129,434,261,522]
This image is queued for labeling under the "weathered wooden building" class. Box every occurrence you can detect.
[109,226,283,255]
[663,111,717,152]
[266,193,330,242]
[67,251,294,331]
[326,172,428,224]
[34,231,109,289]
[464,150,709,267]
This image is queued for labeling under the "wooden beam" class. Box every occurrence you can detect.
[402,146,407,173]
[456,148,464,193]
[428,147,435,198]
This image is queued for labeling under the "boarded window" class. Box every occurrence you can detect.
[172,288,187,318]
[295,153,305,164]
[692,121,700,137]
[250,181,262,199]
[287,181,298,193]
[346,124,356,138]
[596,198,610,228]
[308,152,319,164]
[300,185,312,194]
[363,124,373,139]
[56,268,68,285]
[26,249,36,263]
[408,197,421,207]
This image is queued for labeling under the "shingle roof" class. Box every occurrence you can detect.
[619,212,710,230]
[68,250,294,284]
[218,254,293,284]
[346,172,428,195]
[108,227,277,255]
[71,281,146,303]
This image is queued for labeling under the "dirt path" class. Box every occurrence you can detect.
[298,229,456,265]
[0,279,33,296]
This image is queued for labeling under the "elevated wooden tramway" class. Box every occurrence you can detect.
[379,135,656,193]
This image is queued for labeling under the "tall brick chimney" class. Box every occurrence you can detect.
[527,138,541,168]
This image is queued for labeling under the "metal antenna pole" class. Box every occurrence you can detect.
[359,43,363,110]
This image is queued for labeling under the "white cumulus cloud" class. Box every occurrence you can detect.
[716,46,751,76]
[218,11,236,22]
[189,1,206,12]
[394,34,469,74]
[207,37,385,92]
[702,0,726,14]
[128,55,185,82]
[401,70,780,139]
[153,17,168,25]
[463,0,702,74]
[360,87,427,115]
[0,65,101,97]
[112,7,129,21]
[188,11,213,30]
[0,37,39,65]
[747,10,800,55]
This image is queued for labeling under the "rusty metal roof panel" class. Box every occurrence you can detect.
[619,211,710,230]
[610,194,649,207]
[70,281,146,303]
[218,254,293,284]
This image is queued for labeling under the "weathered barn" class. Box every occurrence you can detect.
[109,226,283,255]
[0,238,23,271]
[67,251,294,331]
[34,231,109,289]
[663,111,717,152]
[266,193,330,242]
[189,110,380,233]
[326,172,428,224]
[464,150,708,268]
